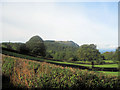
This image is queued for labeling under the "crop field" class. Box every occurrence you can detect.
[2,54,120,89]
[103,60,114,63]
[2,50,119,71]
[74,61,91,64]
[94,64,119,68]
[97,71,119,76]
[48,61,119,68]
[74,59,118,64]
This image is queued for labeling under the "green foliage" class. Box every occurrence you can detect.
[2,42,12,50]
[45,52,53,58]
[2,55,120,89]
[44,40,79,60]
[2,50,45,61]
[2,42,24,50]
[2,50,118,69]
[77,44,101,62]
[102,52,115,60]
[2,39,79,61]
[28,35,43,42]
[103,60,114,63]
[2,56,15,76]
[26,35,46,57]
[113,47,120,62]
[102,47,120,64]
[94,64,118,68]
[17,44,30,54]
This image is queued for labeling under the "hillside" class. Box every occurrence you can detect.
[2,53,119,89]
[44,40,79,60]
[44,40,79,47]
[1,40,79,60]
[55,41,79,47]
[2,40,79,50]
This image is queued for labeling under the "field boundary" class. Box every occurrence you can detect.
[1,49,119,72]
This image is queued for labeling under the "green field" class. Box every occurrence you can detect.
[2,50,119,76]
[2,50,119,68]
[77,63,119,69]
[74,60,91,64]
[48,60,92,67]
[103,60,114,63]
[94,64,118,68]
[48,60,119,71]
[97,71,119,76]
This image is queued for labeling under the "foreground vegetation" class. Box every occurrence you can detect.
[2,54,120,89]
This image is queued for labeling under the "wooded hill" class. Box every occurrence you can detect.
[44,40,79,60]
[2,36,79,61]
[1,35,118,63]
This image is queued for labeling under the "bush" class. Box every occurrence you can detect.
[96,60,105,65]
[18,44,30,54]
[45,52,53,58]
[2,55,120,89]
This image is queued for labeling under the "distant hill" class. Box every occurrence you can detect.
[44,40,79,60]
[44,40,79,47]
[2,42,24,50]
[99,49,116,54]
[55,41,79,47]
[1,40,79,60]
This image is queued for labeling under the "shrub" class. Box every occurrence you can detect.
[2,54,120,89]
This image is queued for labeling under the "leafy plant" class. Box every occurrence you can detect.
[2,54,120,89]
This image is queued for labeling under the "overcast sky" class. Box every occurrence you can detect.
[0,1,118,49]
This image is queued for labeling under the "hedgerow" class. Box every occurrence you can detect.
[2,54,120,89]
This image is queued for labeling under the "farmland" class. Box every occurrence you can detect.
[2,53,120,89]
[94,64,118,68]
[2,50,119,72]
[2,43,120,89]
[1,1,120,89]
[97,71,119,76]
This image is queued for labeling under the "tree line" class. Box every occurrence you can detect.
[2,35,119,63]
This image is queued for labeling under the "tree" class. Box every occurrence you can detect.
[26,35,46,57]
[45,52,53,58]
[102,52,115,60]
[112,47,120,62]
[18,44,30,54]
[6,42,12,50]
[77,44,101,62]
[44,40,79,60]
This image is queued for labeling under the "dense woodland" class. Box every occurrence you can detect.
[1,35,119,64]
